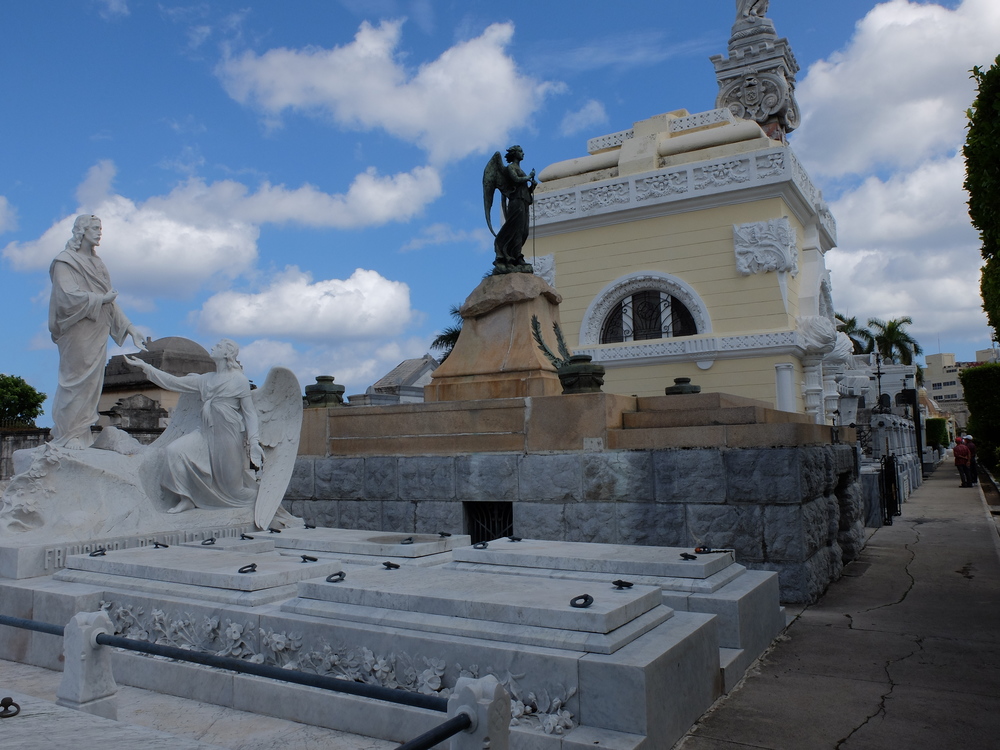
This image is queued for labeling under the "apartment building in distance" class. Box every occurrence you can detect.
[923,349,1000,429]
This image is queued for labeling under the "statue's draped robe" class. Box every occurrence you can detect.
[494,165,533,268]
[48,249,132,448]
[143,368,258,508]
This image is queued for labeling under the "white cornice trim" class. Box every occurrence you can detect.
[533,146,836,250]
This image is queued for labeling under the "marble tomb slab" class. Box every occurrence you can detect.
[179,535,275,554]
[56,546,342,592]
[451,538,735,578]
[295,565,661,634]
[272,528,471,558]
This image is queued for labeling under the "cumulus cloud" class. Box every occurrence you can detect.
[401,223,491,252]
[216,20,554,164]
[238,335,432,397]
[791,0,997,356]
[2,160,440,292]
[2,162,259,296]
[560,100,608,137]
[0,197,17,234]
[196,266,413,342]
[794,0,1000,178]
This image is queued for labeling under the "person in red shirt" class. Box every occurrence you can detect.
[954,437,972,487]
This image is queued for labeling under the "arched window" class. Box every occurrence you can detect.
[580,271,710,347]
[600,290,698,343]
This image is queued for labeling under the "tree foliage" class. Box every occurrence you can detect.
[960,362,1000,470]
[866,316,923,365]
[964,55,1000,334]
[430,305,463,362]
[0,374,46,427]
[924,417,949,449]
[835,313,872,354]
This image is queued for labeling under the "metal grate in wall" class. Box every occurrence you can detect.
[464,501,513,545]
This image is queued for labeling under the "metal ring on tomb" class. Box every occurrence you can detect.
[382,561,400,570]
[89,548,106,557]
[0,696,20,718]
[153,541,169,549]
[201,537,216,546]
[570,594,594,609]
[400,537,414,545]
[304,523,316,529]
[238,563,258,574]
[507,536,522,542]
[612,579,634,590]
[268,528,282,534]
[301,555,318,563]
[326,571,346,583]
[240,533,254,540]
[438,531,451,538]
[680,552,698,560]
[473,541,489,550]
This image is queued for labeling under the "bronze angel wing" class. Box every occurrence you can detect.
[483,151,511,237]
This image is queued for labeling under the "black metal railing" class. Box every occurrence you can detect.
[856,424,874,456]
[880,454,900,525]
[0,614,472,748]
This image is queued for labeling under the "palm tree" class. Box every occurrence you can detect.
[866,316,923,365]
[430,305,463,362]
[835,313,872,354]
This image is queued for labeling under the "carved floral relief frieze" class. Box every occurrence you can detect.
[534,193,577,220]
[98,598,577,735]
[635,172,689,201]
[580,182,630,212]
[733,218,799,277]
[694,159,750,191]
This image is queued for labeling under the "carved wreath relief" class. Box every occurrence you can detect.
[99,599,577,734]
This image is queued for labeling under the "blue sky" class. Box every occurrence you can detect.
[2,0,995,425]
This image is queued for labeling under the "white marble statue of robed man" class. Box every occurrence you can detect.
[49,214,145,449]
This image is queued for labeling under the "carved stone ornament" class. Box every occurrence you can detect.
[797,315,838,356]
[711,2,801,139]
[734,218,798,277]
[98,598,577,735]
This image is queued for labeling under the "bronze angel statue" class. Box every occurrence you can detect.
[483,145,537,274]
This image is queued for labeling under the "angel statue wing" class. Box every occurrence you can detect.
[252,367,304,530]
[483,150,511,237]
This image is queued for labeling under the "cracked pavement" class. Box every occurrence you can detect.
[676,468,1000,750]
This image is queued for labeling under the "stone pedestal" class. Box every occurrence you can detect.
[425,274,563,402]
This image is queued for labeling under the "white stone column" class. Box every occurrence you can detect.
[775,363,796,412]
[802,355,826,424]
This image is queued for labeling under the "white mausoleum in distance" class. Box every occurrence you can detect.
[532,5,843,421]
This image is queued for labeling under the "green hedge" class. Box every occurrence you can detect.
[924,418,949,450]
[960,363,1000,469]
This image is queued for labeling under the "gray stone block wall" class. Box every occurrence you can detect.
[283,443,863,604]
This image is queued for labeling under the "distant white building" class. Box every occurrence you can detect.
[922,352,988,429]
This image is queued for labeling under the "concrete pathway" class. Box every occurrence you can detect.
[676,465,1000,749]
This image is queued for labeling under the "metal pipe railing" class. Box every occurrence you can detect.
[1,613,446,711]
[395,713,472,750]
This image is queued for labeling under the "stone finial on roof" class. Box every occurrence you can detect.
[711,1,800,141]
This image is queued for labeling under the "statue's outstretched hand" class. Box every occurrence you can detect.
[249,438,264,470]
[128,326,147,350]
[124,355,147,372]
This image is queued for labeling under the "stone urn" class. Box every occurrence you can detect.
[664,377,701,395]
[304,376,346,407]
[556,355,605,395]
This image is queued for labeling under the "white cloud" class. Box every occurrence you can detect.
[3,160,440,293]
[238,334,432,397]
[832,154,975,251]
[196,266,413,342]
[401,223,491,252]
[0,197,17,234]
[98,0,129,20]
[794,0,1000,178]
[216,20,554,164]
[2,163,259,297]
[560,100,608,137]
